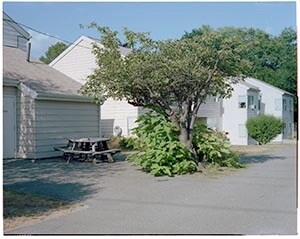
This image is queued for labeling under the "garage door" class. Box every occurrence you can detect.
[3,96,16,158]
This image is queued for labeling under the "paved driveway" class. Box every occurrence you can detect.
[4,143,297,235]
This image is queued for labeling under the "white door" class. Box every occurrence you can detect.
[3,96,16,158]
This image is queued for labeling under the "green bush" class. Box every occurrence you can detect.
[192,123,244,168]
[119,136,141,150]
[129,112,197,176]
[246,115,284,145]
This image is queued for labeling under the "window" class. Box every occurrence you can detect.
[289,99,292,112]
[274,99,282,111]
[247,95,256,110]
[239,124,247,138]
[238,95,246,108]
[283,99,287,111]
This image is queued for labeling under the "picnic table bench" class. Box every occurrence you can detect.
[54,137,121,163]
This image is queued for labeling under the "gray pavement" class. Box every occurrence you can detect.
[4,143,297,235]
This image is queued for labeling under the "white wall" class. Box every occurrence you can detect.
[34,100,100,158]
[50,36,140,136]
[222,84,249,145]
[197,96,222,130]
[50,36,97,84]
[100,98,138,137]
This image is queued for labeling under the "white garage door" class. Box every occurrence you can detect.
[3,96,16,158]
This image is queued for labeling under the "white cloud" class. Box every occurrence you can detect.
[27,30,62,58]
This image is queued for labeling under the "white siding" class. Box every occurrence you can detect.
[50,36,97,84]
[222,84,249,145]
[50,36,140,137]
[34,100,100,158]
[197,96,222,130]
[100,98,138,137]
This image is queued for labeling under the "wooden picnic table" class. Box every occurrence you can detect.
[54,137,121,164]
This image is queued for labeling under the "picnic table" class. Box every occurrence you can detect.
[54,137,121,164]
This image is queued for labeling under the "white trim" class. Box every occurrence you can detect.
[49,36,96,66]
[20,82,38,99]
[245,77,294,96]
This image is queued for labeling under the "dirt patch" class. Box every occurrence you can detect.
[4,203,86,232]
[192,164,244,179]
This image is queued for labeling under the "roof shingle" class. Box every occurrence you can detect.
[3,45,85,97]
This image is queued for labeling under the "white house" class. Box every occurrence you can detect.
[50,35,144,137]
[50,35,294,145]
[3,14,100,159]
[245,77,294,142]
[197,78,294,145]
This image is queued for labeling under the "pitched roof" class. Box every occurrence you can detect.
[49,35,131,67]
[239,81,260,91]
[245,77,294,96]
[3,45,87,98]
[78,35,132,56]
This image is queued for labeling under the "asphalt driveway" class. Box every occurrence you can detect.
[4,143,297,235]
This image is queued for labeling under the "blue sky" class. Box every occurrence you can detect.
[3,1,297,58]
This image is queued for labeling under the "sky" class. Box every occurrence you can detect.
[3,1,297,58]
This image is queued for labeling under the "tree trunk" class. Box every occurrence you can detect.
[178,125,193,150]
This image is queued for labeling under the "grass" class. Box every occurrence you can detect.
[3,188,71,219]
[230,143,284,156]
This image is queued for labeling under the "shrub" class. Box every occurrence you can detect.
[192,123,244,168]
[246,115,284,145]
[129,112,197,176]
[119,136,141,150]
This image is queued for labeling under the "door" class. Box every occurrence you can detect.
[3,96,16,158]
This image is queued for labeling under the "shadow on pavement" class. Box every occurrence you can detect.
[3,154,128,202]
[240,154,285,164]
[4,180,95,202]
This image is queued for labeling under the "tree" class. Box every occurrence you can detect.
[39,42,68,64]
[81,24,253,152]
[184,27,297,114]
